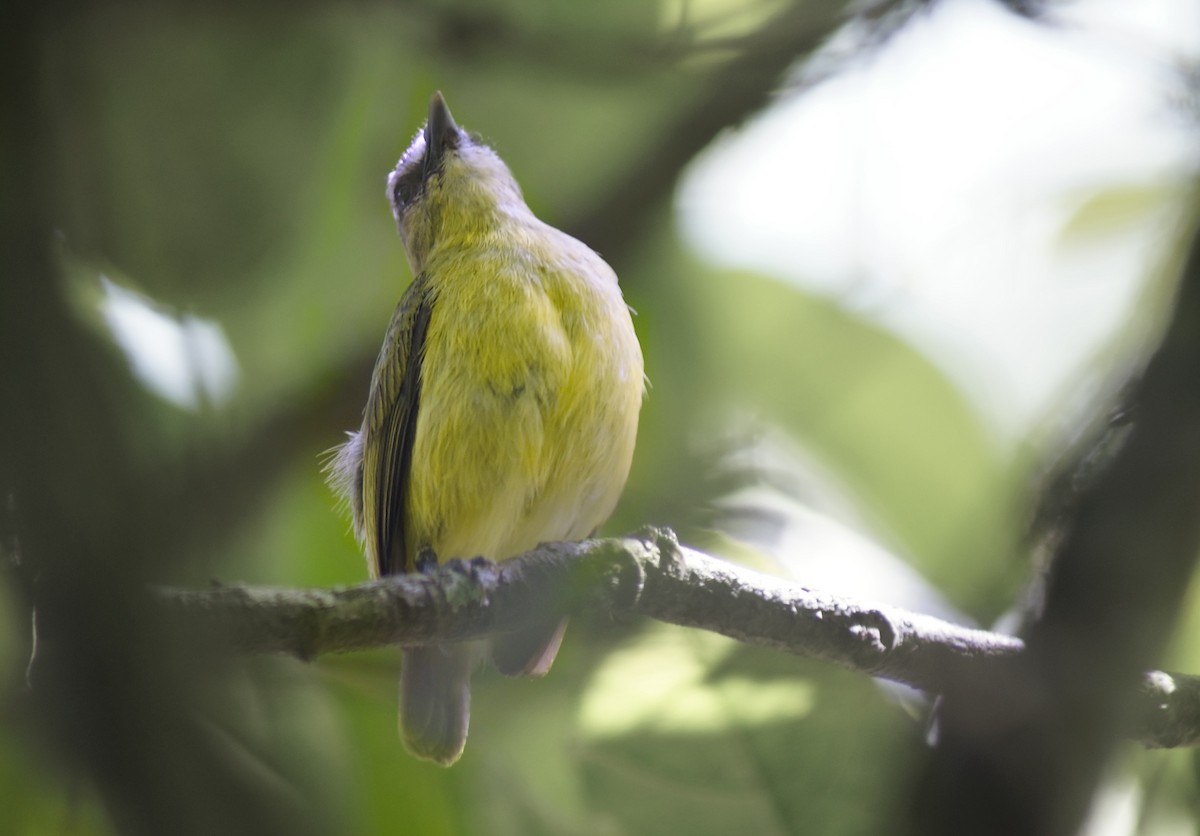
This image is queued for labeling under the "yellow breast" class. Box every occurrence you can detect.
[406,220,643,563]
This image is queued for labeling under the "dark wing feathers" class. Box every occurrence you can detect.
[363,273,435,577]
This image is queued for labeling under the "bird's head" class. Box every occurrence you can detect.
[387,92,525,273]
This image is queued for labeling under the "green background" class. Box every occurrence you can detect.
[3,1,1197,834]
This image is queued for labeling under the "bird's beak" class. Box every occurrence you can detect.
[424,91,459,175]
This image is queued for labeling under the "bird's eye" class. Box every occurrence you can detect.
[391,166,424,209]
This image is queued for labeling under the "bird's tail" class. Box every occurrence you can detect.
[399,645,472,766]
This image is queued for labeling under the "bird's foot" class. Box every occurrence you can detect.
[415,546,439,573]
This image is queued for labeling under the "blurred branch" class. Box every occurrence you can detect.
[426,1,830,77]
[158,527,1200,750]
[566,0,850,258]
[426,0,1048,79]
[909,197,1200,836]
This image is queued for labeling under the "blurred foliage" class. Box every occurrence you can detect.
[3,0,1197,834]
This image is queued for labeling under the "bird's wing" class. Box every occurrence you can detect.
[362,273,435,577]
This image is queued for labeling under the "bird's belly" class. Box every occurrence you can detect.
[407,325,639,563]
[408,384,546,560]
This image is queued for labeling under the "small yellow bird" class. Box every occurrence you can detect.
[330,92,644,766]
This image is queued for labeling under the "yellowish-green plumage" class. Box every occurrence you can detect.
[330,93,643,766]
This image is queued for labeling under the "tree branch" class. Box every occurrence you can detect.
[158,527,1200,750]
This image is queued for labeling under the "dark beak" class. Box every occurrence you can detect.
[423,91,459,175]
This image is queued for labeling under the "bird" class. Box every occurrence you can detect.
[328,92,644,766]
